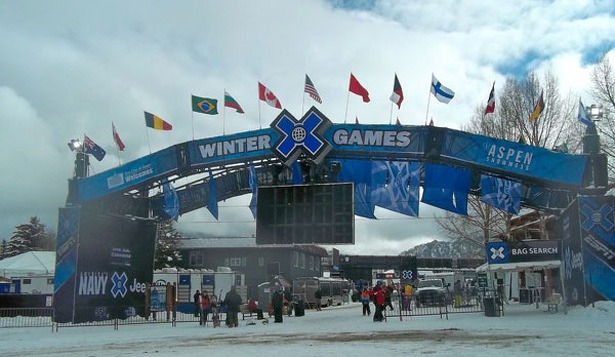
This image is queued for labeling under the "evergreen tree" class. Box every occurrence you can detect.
[0,239,7,260]
[4,216,53,258]
[154,219,183,269]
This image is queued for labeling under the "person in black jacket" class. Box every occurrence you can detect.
[193,290,201,317]
[271,286,284,323]
[223,286,242,327]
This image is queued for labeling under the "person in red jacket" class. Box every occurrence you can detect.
[372,282,386,322]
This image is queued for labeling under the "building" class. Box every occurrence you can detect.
[179,237,328,298]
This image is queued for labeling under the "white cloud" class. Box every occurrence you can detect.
[0,0,613,254]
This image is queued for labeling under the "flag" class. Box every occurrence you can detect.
[304,74,322,104]
[144,111,172,130]
[337,159,376,219]
[430,74,455,104]
[349,73,370,102]
[485,82,495,114]
[224,91,244,113]
[421,163,471,215]
[249,165,258,219]
[578,98,592,127]
[112,122,125,152]
[389,73,404,109]
[207,172,219,220]
[83,135,106,161]
[258,82,282,109]
[480,175,521,215]
[371,161,420,217]
[291,160,304,184]
[163,182,180,221]
[528,90,544,122]
[191,95,218,115]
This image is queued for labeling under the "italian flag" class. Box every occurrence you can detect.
[224,91,245,114]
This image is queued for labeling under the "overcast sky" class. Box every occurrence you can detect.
[1,0,614,255]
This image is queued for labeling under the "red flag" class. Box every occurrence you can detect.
[389,73,404,109]
[485,82,495,115]
[112,122,125,151]
[349,73,370,103]
[258,82,282,109]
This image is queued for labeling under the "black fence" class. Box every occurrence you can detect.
[383,288,490,321]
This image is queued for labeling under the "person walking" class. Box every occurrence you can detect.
[223,286,242,327]
[200,291,212,326]
[193,290,201,317]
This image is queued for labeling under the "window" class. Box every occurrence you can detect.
[293,252,299,267]
[47,278,54,285]
[22,279,31,284]
[258,257,264,267]
[309,256,314,270]
[300,253,306,269]
[229,257,246,267]
[190,251,204,266]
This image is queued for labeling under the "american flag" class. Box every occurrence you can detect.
[304,74,322,104]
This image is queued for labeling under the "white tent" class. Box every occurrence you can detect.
[0,251,55,278]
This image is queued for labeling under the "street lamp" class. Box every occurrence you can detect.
[67,139,82,152]
[67,138,88,178]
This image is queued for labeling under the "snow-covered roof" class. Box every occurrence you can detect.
[0,251,55,278]
[179,237,328,256]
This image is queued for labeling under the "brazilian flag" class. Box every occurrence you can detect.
[192,95,218,115]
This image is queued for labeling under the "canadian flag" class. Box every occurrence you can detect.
[258,82,282,109]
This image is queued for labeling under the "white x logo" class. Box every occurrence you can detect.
[490,246,505,260]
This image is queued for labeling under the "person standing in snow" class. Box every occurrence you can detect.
[193,290,201,317]
[200,291,212,326]
[314,288,322,311]
[361,288,371,316]
[271,286,284,323]
[223,286,242,327]
[372,283,385,322]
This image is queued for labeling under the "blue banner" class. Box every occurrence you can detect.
[440,129,587,186]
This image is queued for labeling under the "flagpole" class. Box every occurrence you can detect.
[222,89,226,136]
[389,102,393,125]
[191,94,195,141]
[145,126,152,155]
[82,133,88,177]
[425,78,432,126]
[301,91,306,115]
[112,120,121,167]
[258,96,262,130]
[344,91,350,124]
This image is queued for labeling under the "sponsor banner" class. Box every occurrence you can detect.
[440,129,587,186]
[486,240,560,264]
[53,206,81,323]
[55,208,157,323]
[77,147,178,202]
[578,196,615,301]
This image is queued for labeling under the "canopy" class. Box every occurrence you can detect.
[0,251,55,277]
[475,260,561,273]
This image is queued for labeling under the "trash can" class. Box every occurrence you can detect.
[483,297,500,317]
[294,300,305,317]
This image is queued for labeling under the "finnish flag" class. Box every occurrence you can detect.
[430,74,455,104]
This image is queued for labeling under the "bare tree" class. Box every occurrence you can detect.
[436,71,577,247]
[590,54,615,181]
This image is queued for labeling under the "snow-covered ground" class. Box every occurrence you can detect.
[1,301,614,356]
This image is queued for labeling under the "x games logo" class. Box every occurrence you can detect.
[270,107,332,165]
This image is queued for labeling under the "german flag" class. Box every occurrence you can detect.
[144,111,172,130]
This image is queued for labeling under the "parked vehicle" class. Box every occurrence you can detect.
[415,278,447,307]
[292,277,351,308]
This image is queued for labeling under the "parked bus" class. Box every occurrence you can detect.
[292,277,351,308]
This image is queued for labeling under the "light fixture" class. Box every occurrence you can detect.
[588,104,604,120]
[67,139,82,152]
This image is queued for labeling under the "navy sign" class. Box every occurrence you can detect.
[270,106,332,165]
